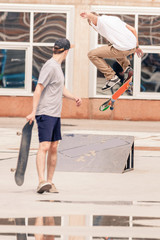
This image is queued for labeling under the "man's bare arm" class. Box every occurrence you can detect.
[126,24,143,58]
[26,83,44,124]
[126,24,139,47]
[63,86,82,107]
[80,12,98,26]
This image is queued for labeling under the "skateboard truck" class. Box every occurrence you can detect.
[110,99,115,110]
[127,81,133,94]
[16,131,22,136]
[10,168,16,172]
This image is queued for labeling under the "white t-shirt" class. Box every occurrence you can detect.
[95,15,136,51]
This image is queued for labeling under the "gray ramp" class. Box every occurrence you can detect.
[56,134,134,173]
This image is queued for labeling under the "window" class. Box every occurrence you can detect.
[0,49,25,89]
[141,53,160,93]
[0,4,74,96]
[89,6,160,100]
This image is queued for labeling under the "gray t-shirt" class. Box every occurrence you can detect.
[36,57,64,118]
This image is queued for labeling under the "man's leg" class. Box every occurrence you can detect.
[116,48,135,82]
[47,141,58,183]
[88,45,116,80]
[116,56,133,82]
[88,45,122,90]
[116,56,130,71]
[47,141,59,193]
[88,45,135,89]
[88,45,134,78]
[36,141,52,193]
[116,48,135,70]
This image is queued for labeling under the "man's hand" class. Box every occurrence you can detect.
[75,97,82,107]
[80,12,98,26]
[26,112,35,125]
[135,47,143,58]
[80,12,88,19]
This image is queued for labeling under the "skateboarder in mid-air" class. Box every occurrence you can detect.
[80,11,143,90]
[26,38,82,194]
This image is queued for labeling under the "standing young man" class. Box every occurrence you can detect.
[80,12,143,90]
[26,38,82,194]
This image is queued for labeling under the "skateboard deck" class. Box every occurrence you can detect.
[99,77,132,111]
[15,121,34,186]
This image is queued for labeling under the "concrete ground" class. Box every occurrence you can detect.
[0,117,160,239]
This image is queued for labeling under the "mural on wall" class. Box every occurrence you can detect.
[138,15,160,46]
[0,12,30,42]
[33,13,66,43]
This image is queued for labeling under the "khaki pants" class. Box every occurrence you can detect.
[88,45,136,80]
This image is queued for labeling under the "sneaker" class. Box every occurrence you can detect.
[124,66,133,82]
[47,183,59,193]
[102,75,121,90]
[37,181,52,194]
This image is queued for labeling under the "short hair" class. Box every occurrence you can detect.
[53,46,65,54]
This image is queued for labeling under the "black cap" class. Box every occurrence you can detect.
[54,38,71,51]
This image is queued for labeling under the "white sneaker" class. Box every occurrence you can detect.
[102,75,121,90]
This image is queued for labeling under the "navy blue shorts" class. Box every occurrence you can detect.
[36,115,62,143]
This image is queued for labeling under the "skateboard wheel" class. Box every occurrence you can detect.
[16,131,22,136]
[111,99,115,103]
[10,168,16,172]
[110,106,114,110]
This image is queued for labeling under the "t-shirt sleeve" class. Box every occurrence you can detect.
[38,65,55,88]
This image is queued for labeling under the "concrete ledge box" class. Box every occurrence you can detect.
[56,134,134,173]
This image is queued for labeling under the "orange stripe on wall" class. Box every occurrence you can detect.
[0,96,160,121]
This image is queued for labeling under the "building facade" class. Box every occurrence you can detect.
[0,0,160,120]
